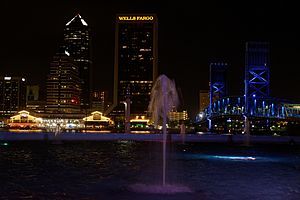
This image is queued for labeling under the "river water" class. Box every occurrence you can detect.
[0,141,299,200]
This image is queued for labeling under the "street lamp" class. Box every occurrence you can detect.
[122,86,131,133]
[122,101,130,133]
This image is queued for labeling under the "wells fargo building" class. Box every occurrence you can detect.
[112,14,158,115]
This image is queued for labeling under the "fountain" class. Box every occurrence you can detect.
[129,74,191,194]
[148,74,179,186]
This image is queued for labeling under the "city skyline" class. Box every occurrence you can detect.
[1,0,300,118]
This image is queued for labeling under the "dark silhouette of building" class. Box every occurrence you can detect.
[26,85,39,102]
[26,85,46,113]
[64,14,92,110]
[0,76,26,117]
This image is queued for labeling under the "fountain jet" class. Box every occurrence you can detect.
[148,74,179,186]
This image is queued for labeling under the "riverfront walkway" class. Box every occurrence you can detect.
[0,132,299,145]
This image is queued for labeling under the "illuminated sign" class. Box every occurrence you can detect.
[118,16,154,21]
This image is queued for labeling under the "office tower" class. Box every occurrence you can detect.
[0,76,26,117]
[91,90,107,114]
[64,14,92,109]
[111,14,158,115]
[46,52,81,113]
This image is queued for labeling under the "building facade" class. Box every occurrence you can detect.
[26,85,46,113]
[26,85,39,102]
[111,14,158,116]
[0,76,26,117]
[46,52,81,114]
[169,110,188,122]
[91,90,108,114]
[64,14,92,109]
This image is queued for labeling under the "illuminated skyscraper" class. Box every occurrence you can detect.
[64,14,92,109]
[110,14,158,116]
[46,52,81,114]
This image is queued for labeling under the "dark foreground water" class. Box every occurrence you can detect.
[0,141,300,200]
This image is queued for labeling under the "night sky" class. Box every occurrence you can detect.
[1,0,299,118]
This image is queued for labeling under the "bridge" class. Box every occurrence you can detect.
[196,96,300,134]
[195,42,300,135]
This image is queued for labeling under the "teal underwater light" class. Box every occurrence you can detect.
[0,142,9,146]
